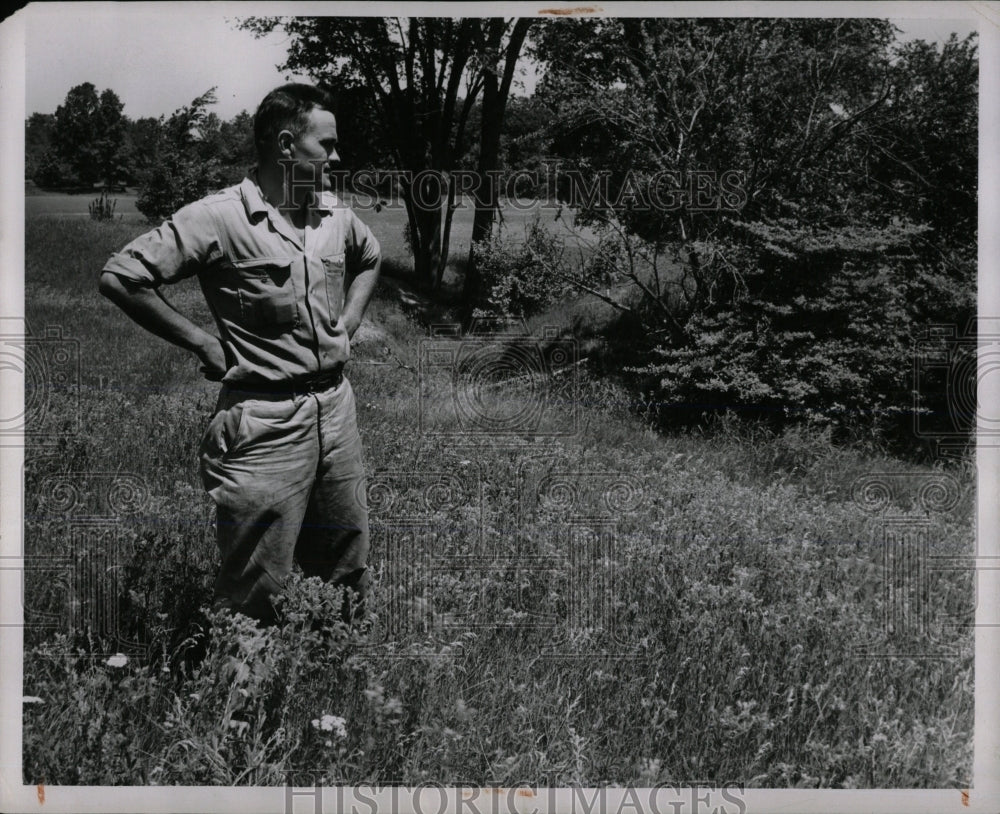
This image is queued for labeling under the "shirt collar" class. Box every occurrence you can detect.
[241,168,338,221]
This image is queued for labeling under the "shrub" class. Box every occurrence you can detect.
[32,150,78,190]
[136,155,226,222]
[613,220,976,448]
[135,88,227,222]
[471,218,572,317]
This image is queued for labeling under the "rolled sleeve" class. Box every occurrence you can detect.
[346,211,380,274]
[102,200,221,287]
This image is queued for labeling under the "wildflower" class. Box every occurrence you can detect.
[228,719,249,736]
[311,713,347,739]
[106,653,128,668]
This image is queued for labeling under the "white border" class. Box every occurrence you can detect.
[2,2,998,812]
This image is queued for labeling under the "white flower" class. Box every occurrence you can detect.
[106,653,128,668]
[22,696,43,704]
[311,713,347,739]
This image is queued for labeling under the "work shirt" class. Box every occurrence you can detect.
[102,173,381,386]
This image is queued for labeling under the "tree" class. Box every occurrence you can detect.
[530,19,976,446]
[135,88,229,221]
[215,110,256,185]
[50,82,127,188]
[461,18,532,316]
[241,16,533,292]
[124,116,166,186]
[25,113,55,183]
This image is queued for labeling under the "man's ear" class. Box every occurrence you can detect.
[277,129,295,157]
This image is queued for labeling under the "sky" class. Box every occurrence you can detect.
[23,3,984,122]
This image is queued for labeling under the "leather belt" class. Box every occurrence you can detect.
[233,366,344,397]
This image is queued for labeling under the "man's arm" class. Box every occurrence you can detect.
[98,272,228,380]
[340,257,381,340]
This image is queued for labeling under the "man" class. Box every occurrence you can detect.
[99,84,381,625]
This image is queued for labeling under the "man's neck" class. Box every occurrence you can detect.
[256,165,318,212]
[255,165,317,230]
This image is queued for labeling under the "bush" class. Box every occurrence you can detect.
[32,150,78,190]
[613,220,976,448]
[136,155,225,222]
[135,88,229,222]
[471,218,572,317]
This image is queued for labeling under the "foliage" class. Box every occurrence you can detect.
[470,217,570,317]
[25,113,55,183]
[21,216,974,786]
[634,222,974,437]
[43,83,127,189]
[530,19,977,449]
[135,89,231,222]
[241,16,533,292]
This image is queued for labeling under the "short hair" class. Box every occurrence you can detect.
[253,83,336,159]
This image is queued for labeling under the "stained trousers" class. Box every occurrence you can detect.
[198,376,370,623]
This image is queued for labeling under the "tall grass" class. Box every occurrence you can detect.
[21,218,974,788]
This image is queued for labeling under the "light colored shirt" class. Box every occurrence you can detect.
[101,174,380,386]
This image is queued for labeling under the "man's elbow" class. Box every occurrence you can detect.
[98,271,120,299]
[99,271,142,307]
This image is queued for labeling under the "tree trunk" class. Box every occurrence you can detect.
[461,18,532,323]
[434,172,459,292]
[401,176,445,291]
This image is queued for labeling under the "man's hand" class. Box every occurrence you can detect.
[342,313,361,340]
[342,258,381,342]
[99,272,229,381]
[195,335,228,381]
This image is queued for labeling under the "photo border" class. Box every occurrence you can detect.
[1,1,997,811]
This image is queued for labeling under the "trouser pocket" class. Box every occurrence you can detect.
[199,401,248,459]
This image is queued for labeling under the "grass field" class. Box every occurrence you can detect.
[19,208,975,788]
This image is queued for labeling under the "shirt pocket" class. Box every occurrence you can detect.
[321,253,346,323]
[230,257,298,332]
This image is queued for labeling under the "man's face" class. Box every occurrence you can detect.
[282,106,340,195]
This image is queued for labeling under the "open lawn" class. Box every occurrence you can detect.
[19,212,974,788]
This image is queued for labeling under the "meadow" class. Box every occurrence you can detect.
[19,201,975,788]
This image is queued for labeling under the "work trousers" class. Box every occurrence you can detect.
[198,376,370,624]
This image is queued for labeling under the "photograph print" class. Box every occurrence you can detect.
[2,2,992,810]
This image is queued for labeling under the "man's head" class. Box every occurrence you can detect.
[254,84,340,199]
